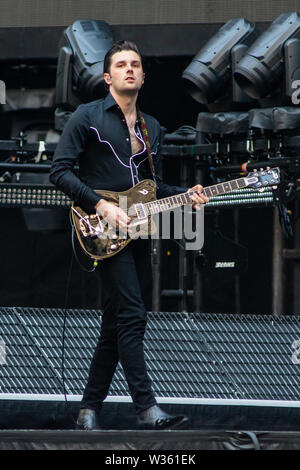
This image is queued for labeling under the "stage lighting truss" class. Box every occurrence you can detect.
[205,187,274,208]
[0,182,275,211]
[0,184,71,208]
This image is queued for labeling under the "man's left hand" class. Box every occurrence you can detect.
[188,184,209,210]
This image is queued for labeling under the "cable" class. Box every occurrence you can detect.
[69,208,98,273]
[61,245,79,427]
[278,202,294,238]
[60,210,98,428]
[223,431,262,450]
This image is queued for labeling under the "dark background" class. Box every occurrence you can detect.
[0,1,295,315]
[0,52,275,315]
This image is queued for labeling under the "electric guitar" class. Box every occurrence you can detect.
[71,168,280,260]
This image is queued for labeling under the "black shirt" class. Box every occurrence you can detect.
[50,93,185,213]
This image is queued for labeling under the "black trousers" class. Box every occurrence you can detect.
[80,238,157,415]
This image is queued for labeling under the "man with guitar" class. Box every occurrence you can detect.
[50,40,209,430]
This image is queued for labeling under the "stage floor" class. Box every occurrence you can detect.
[1,395,300,435]
[1,307,300,452]
[0,429,300,450]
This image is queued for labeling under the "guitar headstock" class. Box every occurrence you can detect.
[245,167,280,190]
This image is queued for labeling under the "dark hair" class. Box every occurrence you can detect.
[103,40,142,75]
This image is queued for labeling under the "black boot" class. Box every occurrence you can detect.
[76,409,101,430]
[137,405,188,430]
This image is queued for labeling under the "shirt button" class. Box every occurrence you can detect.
[126,138,129,141]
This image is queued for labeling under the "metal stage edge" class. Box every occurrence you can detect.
[3,393,300,408]
[1,393,300,441]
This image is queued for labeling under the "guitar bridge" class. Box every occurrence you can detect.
[79,214,104,238]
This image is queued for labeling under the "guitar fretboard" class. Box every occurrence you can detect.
[145,177,247,215]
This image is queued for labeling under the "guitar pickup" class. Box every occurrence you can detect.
[134,203,147,219]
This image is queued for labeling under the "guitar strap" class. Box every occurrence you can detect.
[138,111,157,185]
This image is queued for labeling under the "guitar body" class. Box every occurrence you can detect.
[71,179,157,260]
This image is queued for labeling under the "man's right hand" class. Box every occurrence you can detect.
[95,199,130,233]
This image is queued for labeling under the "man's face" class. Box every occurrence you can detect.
[104,50,145,95]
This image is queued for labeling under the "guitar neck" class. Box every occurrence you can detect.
[145,177,249,215]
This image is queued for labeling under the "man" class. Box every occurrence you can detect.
[50,40,208,430]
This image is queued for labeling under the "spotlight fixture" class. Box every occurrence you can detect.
[182,18,258,104]
[55,19,114,128]
[234,12,300,100]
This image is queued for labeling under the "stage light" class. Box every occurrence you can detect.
[234,12,300,100]
[181,18,258,104]
[0,184,71,208]
[55,19,114,127]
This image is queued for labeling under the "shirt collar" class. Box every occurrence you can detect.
[103,92,118,111]
[103,93,141,123]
